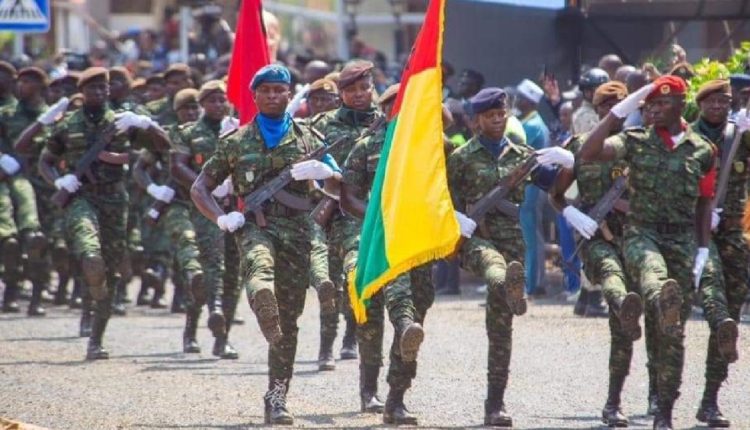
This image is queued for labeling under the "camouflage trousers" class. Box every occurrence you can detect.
[34,184,68,284]
[343,237,434,390]
[1,176,47,287]
[191,208,240,320]
[141,194,172,270]
[699,226,749,387]
[236,214,312,381]
[582,237,637,380]
[309,222,339,342]
[64,184,129,319]
[460,229,523,390]
[623,225,696,404]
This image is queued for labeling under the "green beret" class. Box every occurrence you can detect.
[198,79,226,102]
[78,67,109,88]
[173,88,200,111]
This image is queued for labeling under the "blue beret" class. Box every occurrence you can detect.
[250,65,291,90]
[470,87,507,115]
[729,74,750,88]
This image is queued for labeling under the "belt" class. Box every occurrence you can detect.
[635,222,692,235]
[719,216,743,231]
[81,181,126,194]
[263,200,307,218]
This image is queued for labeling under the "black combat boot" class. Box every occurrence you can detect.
[340,315,358,360]
[652,399,674,430]
[484,384,512,427]
[264,378,294,425]
[612,292,642,341]
[396,318,424,363]
[136,280,150,306]
[52,243,70,305]
[251,289,283,345]
[213,333,239,359]
[79,295,93,337]
[696,382,730,428]
[207,293,227,339]
[86,313,110,360]
[112,278,127,316]
[360,364,385,413]
[54,274,69,305]
[183,308,201,353]
[601,374,628,428]
[383,388,418,425]
[170,272,186,313]
[27,282,46,316]
[69,277,83,309]
[143,264,167,309]
[1,281,20,313]
[318,330,336,371]
[585,290,609,317]
[573,289,589,316]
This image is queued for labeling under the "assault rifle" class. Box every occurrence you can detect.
[51,123,118,208]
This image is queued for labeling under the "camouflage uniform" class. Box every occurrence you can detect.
[571,100,599,136]
[606,126,714,412]
[0,101,49,309]
[171,116,241,348]
[343,122,435,402]
[201,120,320,394]
[691,118,748,413]
[313,106,383,356]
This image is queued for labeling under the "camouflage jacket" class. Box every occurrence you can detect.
[691,118,750,218]
[568,133,628,233]
[0,95,17,110]
[571,101,598,136]
[47,107,144,184]
[170,116,222,194]
[146,97,178,128]
[447,135,535,236]
[202,120,320,201]
[312,105,383,164]
[342,122,387,202]
[0,100,47,155]
[605,126,714,227]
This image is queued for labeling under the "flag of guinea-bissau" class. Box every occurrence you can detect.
[348,0,460,323]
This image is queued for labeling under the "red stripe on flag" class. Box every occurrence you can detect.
[226,0,270,124]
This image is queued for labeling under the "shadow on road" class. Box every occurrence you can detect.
[5,335,81,342]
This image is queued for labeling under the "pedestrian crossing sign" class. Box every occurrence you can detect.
[0,0,50,32]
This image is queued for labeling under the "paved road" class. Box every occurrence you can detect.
[1,282,748,429]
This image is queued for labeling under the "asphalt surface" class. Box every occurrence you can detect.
[1,280,748,430]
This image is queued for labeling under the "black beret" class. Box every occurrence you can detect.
[469,87,507,115]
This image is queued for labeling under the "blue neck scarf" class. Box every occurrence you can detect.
[256,112,293,150]
[479,135,508,158]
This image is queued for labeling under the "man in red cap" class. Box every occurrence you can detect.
[578,75,717,430]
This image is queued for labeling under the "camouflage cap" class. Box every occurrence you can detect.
[173,88,200,111]
[17,67,49,85]
[0,61,17,78]
[163,63,191,80]
[377,83,400,106]
[109,66,133,86]
[198,79,226,102]
[308,78,338,96]
[77,67,109,88]
[592,81,628,107]
[338,60,374,89]
[695,79,731,103]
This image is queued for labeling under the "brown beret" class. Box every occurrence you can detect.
[131,78,147,90]
[173,88,200,111]
[593,81,628,107]
[164,63,191,80]
[668,62,695,81]
[377,83,400,106]
[338,60,374,89]
[0,61,17,78]
[145,74,164,86]
[109,66,133,86]
[17,67,49,85]
[50,73,79,87]
[695,79,731,103]
[78,67,109,88]
[197,79,226,102]
[308,78,338,96]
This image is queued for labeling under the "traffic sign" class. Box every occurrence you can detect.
[0,0,50,33]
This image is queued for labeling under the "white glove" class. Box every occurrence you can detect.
[146,183,175,203]
[693,247,709,289]
[290,159,334,181]
[0,154,21,176]
[286,83,310,115]
[736,109,750,133]
[54,174,81,193]
[220,116,240,135]
[710,208,722,231]
[216,211,245,232]
[535,147,574,169]
[562,206,598,239]
[114,111,155,133]
[37,97,69,125]
[212,177,233,198]
[611,83,655,119]
[455,211,477,238]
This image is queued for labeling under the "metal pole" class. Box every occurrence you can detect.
[336,0,348,60]
[13,34,24,58]
[180,6,191,63]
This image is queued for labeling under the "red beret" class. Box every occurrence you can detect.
[646,75,687,101]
